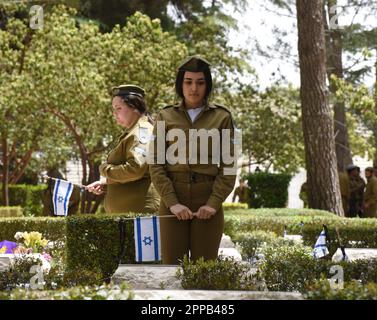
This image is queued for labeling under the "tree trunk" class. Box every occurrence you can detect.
[1,133,9,206]
[373,53,377,168]
[296,0,343,216]
[324,0,352,171]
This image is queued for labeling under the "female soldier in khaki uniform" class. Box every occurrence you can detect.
[363,167,377,218]
[87,85,159,214]
[149,56,237,264]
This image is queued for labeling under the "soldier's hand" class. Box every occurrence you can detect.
[194,205,216,220]
[86,181,105,195]
[169,204,193,220]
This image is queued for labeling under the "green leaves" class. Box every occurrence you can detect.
[223,84,305,174]
[1,5,187,186]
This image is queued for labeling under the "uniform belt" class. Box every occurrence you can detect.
[167,172,216,183]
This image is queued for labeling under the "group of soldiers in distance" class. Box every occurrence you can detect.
[300,165,377,218]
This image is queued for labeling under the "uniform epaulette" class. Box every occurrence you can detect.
[162,104,176,109]
[213,103,231,114]
[213,103,237,129]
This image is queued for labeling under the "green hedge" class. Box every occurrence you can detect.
[260,244,377,292]
[177,256,260,290]
[224,213,339,240]
[225,208,337,217]
[0,217,66,243]
[224,209,377,253]
[305,280,377,300]
[0,206,23,217]
[0,184,46,216]
[245,172,292,208]
[302,219,377,256]
[66,214,144,282]
[222,202,248,211]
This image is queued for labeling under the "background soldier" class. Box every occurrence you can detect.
[232,178,250,205]
[299,181,308,208]
[363,167,377,218]
[338,170,350,217]
[347,164,365,217]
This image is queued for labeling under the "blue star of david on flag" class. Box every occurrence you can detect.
[52,179,73,217]
[143,236,153,246]
[134,216,161,262]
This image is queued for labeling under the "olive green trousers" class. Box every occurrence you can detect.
[159,173,224,264]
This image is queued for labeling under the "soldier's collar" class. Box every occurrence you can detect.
[124,115,145,133]
[175,101,216,111]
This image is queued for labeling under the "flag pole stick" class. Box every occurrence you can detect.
[44,175,199,219]
[116,214,197,221]
[43,175,87,189]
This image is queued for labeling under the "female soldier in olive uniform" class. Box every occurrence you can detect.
[149,56,237,264]
[87,85,159,214]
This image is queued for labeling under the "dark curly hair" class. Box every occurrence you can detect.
[175,68,213,100]
[113,94,154,124]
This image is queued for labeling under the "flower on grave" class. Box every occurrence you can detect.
[0,246,6,254]
[43,253,52,263]
[14,232,24,241]
[15,231,49,254]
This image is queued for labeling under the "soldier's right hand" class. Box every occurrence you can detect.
[169,204,193,220]
[86,181,105,195]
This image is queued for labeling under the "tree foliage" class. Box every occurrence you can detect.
[0,4,187,209]
[222,84,304,174]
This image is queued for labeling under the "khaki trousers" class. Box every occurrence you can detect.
[159,172,224,264]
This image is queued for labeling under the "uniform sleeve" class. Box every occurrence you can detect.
[149,112,179,208]
[99,132,148,183]
[368,180,377,206]
[206,113,237,211]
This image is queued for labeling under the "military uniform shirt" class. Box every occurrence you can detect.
[149,102,237,211]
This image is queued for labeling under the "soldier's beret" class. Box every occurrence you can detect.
[111,84,145,98]
[346,164,358,172]
[177,56,211,72]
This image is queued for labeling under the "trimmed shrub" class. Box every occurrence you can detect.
[302,219,377,256]
[0,184,46,216]
[225,208,337,217]
[0,217,66,243]
[260,244,329,292]
[0,282,133,300]
[234,231,294,260]
[65,214,143,282]
[222,202,248,211]
[245,172,292,208]
[0,206,23,217]
[305,279,377,300]
[176,256,260,290]
[260,243,377,293]
[224,214,339,240]
[0,255,46,291]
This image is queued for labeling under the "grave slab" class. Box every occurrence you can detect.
[332,248,377,262]
[111,265,182,290]
[131,290,304,300]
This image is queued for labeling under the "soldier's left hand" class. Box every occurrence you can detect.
[194,205,216,220]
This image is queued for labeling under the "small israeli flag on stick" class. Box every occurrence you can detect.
[134,216,161,262]
[52,179,74,217]
[313,225,329,259]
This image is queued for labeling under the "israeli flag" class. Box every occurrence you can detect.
[52,179,73,217]
[312,230,329,259]
[134,216,161,262]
